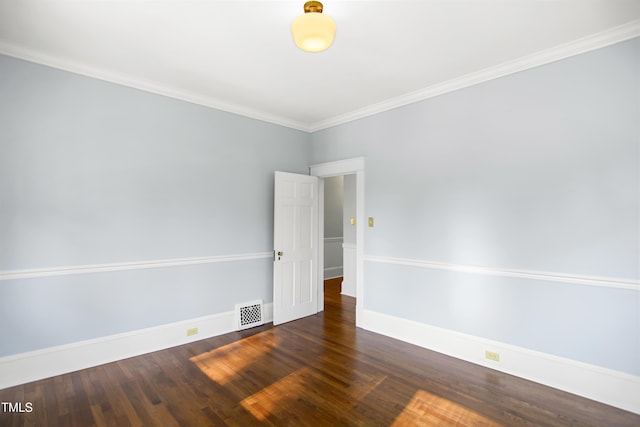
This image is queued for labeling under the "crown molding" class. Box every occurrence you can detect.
[309,19,640,132]
[2,19,639,134]
[0,42,312,132]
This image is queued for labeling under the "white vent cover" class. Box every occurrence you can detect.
[236,300,264,330]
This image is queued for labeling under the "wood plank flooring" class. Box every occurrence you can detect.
[1,277,638,426]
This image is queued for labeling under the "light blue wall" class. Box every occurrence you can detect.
[324,176,343,238]
[2,37,639,375]
[0,55,311,356]
[311,38,640,375]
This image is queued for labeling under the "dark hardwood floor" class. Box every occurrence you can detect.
[1,277,638,426]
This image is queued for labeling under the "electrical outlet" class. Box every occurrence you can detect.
[186,327,198,337]
[485,350,500,362]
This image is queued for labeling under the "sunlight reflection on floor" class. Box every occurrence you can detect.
[189,331,282,385]
[392,389,501,426]
[240,366,314,421]
[240,365,387,422]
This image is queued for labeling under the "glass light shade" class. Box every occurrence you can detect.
[291,12,336,52]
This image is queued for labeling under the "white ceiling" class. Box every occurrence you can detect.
[1,1,639,132]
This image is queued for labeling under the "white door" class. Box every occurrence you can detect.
[273,171,319,325]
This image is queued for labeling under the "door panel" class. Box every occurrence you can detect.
[273,171,318,325]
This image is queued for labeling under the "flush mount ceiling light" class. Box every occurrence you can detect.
[291,1,336,53]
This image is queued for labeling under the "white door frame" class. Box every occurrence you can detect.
[310,157,365,327]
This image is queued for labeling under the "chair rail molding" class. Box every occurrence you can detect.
[364,255,639,291]
[0,252,273,282]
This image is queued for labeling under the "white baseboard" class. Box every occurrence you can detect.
[324,266,343,279]
[340,279,356,297]
[0,303,273,390]
[362,309,640,415]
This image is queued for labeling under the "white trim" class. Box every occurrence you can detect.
[323,266,343,280]
[362,309,640,415]
[0,42,310,132]
[0,303,273,390]
[354,169,365,326]
[309,157,365,177]
[0,252,272,282]
[310,20,640,132]
[324,237,344,243]
[341,243,357,297]
[3,22,638,133]
[365,255,640,291]
[317,178,326,313]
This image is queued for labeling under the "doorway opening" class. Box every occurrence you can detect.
[322,276,356,325]
[310,157,365,327]
[322,174,356,302]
